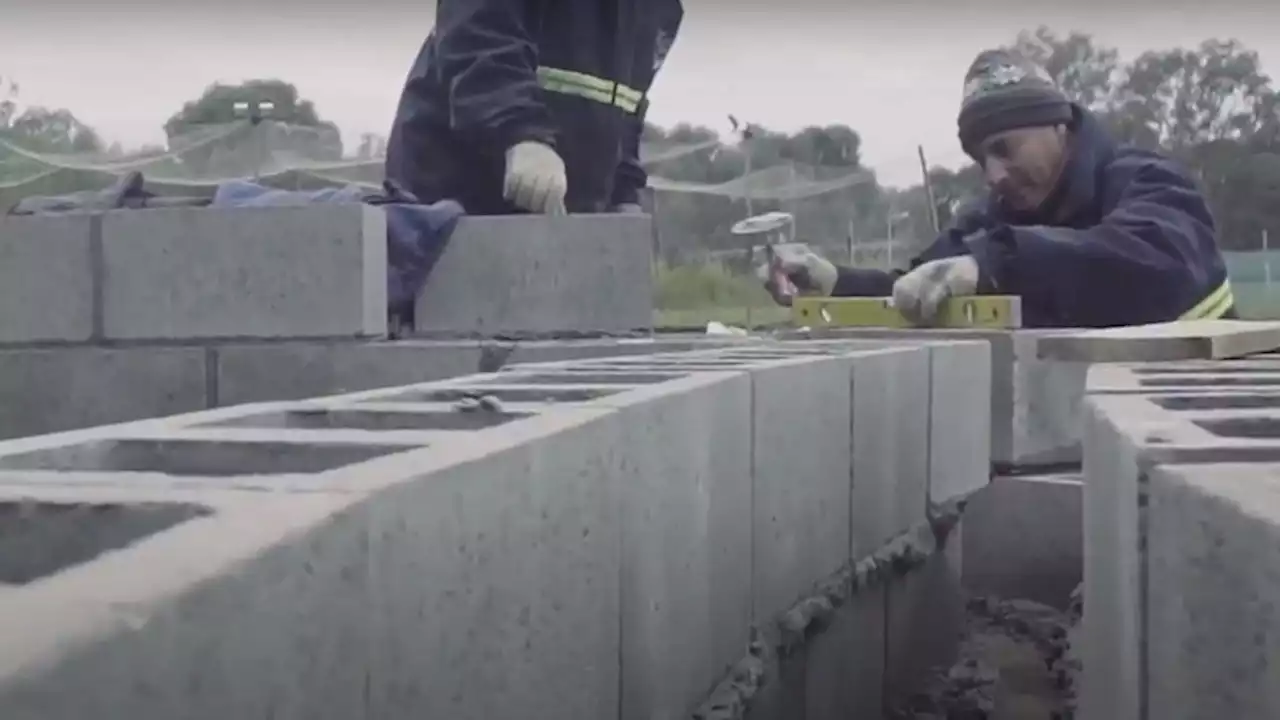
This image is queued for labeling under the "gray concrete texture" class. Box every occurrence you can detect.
[0,337,751,441]
[0,205,387,343]
[507,335,993,514]
[1144,462,1280,720]
[779,327,1087,470]
[961,474,1082,609]
[412,214,654,337]
[1080,359,1280,720]
[0,342,984,719]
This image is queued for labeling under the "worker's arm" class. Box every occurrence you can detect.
[827,205,991,296]
[430,0,557,151]
[611,5,683,209]
[966,158,1223,326]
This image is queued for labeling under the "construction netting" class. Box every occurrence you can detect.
[0,119,914,266]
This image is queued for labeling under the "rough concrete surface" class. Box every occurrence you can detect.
[100,205,388,340]
[849,347,930,556]
[1145,462,1280,720]
[412,214,654,337]
[1080,358,1280,720]
[777,328,1086,469]
[963,475,1083,609]
[1079,396,1146,720]
[0,342,992,719]
[0,213,95,344]
[0,346,211,439]
[891,595,1077,719]
[0,337,746,441]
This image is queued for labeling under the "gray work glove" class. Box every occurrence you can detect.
[610,202,645,214]
[503,141,567,215]
[891,255,980,325]
[759,243,839,305]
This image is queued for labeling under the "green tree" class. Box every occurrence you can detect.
[1112,39,1275,152]
[7,107,102,153]
[163,79,342,177]
[643,122,877,265]
[163,79,331,137]
[1008,26,1121,114]
[0,78,105,190]
[0,76,15,128]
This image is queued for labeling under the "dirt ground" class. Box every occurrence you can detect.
[887,595,1082,720]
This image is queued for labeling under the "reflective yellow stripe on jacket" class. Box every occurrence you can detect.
[536,67,643,113]
[1179,278,1234,320]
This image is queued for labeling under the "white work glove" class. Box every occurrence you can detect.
[759,243,839,305]
[503,141,567,215]
[891,255,980,325]
[610,203,645,214]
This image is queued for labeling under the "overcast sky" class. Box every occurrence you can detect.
[2,1,1276,187]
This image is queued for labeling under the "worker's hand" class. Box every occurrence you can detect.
[760,243,839,304]
[503,141,567,215]
[891,255,980,326]
[610,203,645,214]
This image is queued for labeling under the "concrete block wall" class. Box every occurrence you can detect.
[412,214,655,338]
[0,338,748,440]
[780,328,1087,472]
[1081,352,1280,720]
[0,205,387,343]
[0,210,667,441]
[0,341,990,719]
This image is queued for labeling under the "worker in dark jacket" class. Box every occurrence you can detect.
[385,0,683,216]
[768,49,1235,327]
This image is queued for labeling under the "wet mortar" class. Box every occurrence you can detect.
[886,590,1082,720]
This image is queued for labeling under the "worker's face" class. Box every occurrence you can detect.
[977,125,1069,213]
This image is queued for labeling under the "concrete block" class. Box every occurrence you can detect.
[1079,397,1150,720]
[1076,376,1280,718]
[499,337,744,367]
[777,328,1086,469]
[0,213,95,344]
[0,386,625,719]
[364,411,623,719]
[884,531,966,707]
[1145,462,1280,719]
[0,346,210,440]
[596,373,754,720]
[0,483,376,720]
[751,355,854,622]
[412,215,653,337]
[849,347,930,556]
[1088,362,1280,395]
[927,340,992,504]
[213,340,483,405]
[962,474,1082,608]
[1038,319,1280,362]
[100,205,387,341]
[1009,332,1088,468]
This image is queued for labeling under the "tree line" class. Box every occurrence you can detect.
[3,26,1278,259]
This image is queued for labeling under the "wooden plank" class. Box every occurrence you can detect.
[1036,320,1280,362]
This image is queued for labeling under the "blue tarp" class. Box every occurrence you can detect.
[210,180,465,321]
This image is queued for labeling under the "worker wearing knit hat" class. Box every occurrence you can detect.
[956,49,1074,161]
[764,47,1236,328]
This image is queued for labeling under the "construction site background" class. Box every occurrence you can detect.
[3,21,1280,328]
[3,116,1279,331]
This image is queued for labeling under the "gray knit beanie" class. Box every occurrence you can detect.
[957,49,1073,160]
